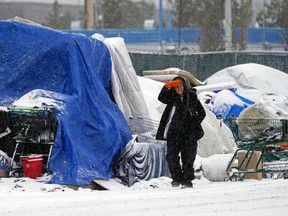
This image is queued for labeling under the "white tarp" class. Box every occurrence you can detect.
[92,34,150,120]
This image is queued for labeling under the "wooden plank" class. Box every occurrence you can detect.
[143,69,204,87]
[93,179,127,191]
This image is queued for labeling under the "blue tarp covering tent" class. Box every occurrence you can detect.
[210,91,255,121]
[0,21,132,185]
[222,93,255,118]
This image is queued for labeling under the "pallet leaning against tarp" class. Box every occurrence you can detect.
[8,107,58,178]
[225,117,288,181]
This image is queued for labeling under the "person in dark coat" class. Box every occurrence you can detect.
[156,76,206,188]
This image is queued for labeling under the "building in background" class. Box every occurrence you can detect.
[0,0,84,5]
[0,0,84,25]
[0,0,267,28]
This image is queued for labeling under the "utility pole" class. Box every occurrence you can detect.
[178,0,182,51]
[262,0,266,46]
[85,0,94,29]
[159,0,163,52]
[224,0,232,50]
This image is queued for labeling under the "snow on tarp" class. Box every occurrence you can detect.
[203,63,288,120]
[205,63,288,102]
[198,89,254,120]
[0,21,132,185]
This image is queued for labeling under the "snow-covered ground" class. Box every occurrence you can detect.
[1,63,288,215]
[1,176,288,216]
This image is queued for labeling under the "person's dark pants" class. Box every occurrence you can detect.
[166,132,198,183]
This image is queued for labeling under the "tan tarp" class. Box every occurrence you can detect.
[143,69,204,87]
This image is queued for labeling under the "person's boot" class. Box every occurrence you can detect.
[181,181,193,188]
[171,180,181,187]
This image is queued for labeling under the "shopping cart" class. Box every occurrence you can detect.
[127,117,160,142]
[225,117,288,181]
[9,107,58,177]
[118,117,166,186]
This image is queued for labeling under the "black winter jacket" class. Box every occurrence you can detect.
[156,78,206,141]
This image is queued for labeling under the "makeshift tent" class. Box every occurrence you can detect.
[0,21,132,186]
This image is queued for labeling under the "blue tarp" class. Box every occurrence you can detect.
[223,93,255,118]
[211,91,255,121]
[0,21,132,185]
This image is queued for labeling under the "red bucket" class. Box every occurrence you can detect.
[20,155,43,179]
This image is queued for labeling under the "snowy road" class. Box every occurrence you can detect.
[1,177,287,216]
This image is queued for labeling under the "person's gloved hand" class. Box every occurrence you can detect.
[165,80,181,89]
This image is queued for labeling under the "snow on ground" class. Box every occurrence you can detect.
[1,63,288,215]
[1,176,287,216]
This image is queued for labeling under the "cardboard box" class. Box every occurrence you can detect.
[238,150,262,180]
[0,169,8,177]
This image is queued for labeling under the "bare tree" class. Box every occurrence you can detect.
[173,0,224,52]
[239,0,252,50]
[45,0,72,29]
[99,0,155,29]
[256,0,288,50]
[198,0,225,52]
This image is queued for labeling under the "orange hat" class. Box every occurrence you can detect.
[165,79,182,89]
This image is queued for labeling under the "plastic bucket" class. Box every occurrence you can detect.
[20,155,43,179]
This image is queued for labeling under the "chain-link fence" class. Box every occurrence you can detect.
[129,51,288,81]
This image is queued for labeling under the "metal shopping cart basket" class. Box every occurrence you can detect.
[127,117,160,142]
[225,117,288,181]
[9,107,58,177]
